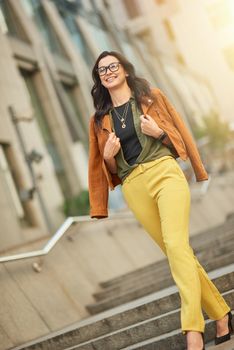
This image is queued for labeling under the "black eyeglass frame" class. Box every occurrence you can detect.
[97,62,121,76]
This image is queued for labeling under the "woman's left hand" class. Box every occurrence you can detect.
[140,114,164,138]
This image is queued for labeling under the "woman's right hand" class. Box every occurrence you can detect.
[103,132,121,160]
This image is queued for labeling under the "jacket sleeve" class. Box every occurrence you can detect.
[88,117,109,218]
[157,89,208,182]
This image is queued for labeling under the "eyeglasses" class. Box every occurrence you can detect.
[97,62,121,76]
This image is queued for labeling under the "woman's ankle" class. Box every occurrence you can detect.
[186,331,204,350]
[216,313,229,337]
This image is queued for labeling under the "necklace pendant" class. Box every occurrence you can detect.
[121,118,124,122]
[122,123,126,128]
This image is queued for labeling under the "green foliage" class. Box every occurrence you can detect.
[63,190,90,216]
[193,111,230,151]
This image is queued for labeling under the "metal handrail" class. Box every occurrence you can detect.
[0,174,212,265]
[0,212,133,263]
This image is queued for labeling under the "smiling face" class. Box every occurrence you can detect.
[97,55,128,91]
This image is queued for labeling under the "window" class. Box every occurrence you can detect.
[21,69,70,197]
[88,23,113,51]
[59,83,87,144]
[21,0,68,58]
[76,6,114,52]
[60,10,94,67]
[0,4,8,34]
[0,0,29,41]
[80,13,113,52]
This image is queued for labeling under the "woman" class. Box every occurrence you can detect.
[88,51,232,350]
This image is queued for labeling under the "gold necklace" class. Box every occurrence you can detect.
[113,101,130,129]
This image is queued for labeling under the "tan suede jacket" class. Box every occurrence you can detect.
[88,88,208,218]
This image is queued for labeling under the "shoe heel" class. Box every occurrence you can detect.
[228,311,233,333]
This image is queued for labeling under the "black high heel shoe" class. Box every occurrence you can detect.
[215,311,233,345]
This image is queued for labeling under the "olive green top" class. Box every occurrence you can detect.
[109,98,174,181]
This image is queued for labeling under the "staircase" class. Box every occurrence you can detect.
[12,215,234,350]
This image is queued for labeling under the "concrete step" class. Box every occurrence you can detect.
[87,289,233,345]
[66,300,234,350]
[87,267,234,315]
[93,247,234,303]
[11,266,234,350]
[10,285,180,350]
[195,235,234,259]
[94,228,234,300]
[100,260,167,289]
[100,225,234,290]
[119,319,233,350]
[94,244,234,303]
[14,291,233,350]
[203,251,234,274]
[191,218,234,250]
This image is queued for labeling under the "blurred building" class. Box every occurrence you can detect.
[0,0,224,251]
[113,0,234,123]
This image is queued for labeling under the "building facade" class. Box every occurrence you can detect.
[116,0,234,123]
[0,0,223,252]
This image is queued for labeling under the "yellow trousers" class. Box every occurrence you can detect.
[122,155,230,334]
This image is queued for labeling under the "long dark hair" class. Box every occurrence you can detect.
[91,51,154,127]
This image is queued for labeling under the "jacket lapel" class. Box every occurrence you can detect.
[102,114,112,133]
[141,98,154,115]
